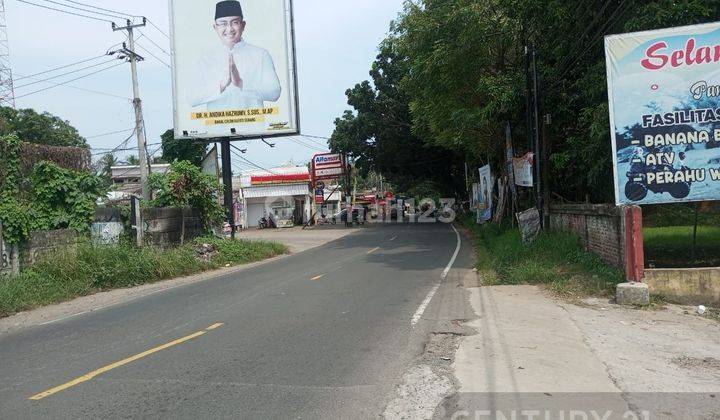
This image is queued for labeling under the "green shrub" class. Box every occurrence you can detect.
[461,217,624,297]
[0,238,288,317]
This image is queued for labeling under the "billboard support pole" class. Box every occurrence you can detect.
[220,139,236,239]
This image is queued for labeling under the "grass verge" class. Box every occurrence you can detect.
[644,225,720,268]
[0,237,288,318]
[460,216,624,298]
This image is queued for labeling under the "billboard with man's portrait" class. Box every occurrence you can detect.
[605,22,720,205]
[170,0,299,140]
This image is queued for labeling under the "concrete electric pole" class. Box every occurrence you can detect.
[113,19,150,200]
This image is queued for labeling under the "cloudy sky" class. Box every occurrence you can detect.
[7,0,404,173]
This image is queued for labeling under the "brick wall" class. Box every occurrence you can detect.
[549,204,626,268]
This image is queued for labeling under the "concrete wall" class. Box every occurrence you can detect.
[92,207,125,245]
[548,204,625,268]
[646,268,720,306]
[142,207,204,247]
[23,229,79,266]
[0,222,10,276]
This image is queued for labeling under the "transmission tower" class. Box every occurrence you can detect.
[0,0,14,108]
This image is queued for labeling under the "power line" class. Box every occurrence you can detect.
[137,30,170,56]
[91,142,163,156]
[14,58,117,88]
[16,0,113,23]
[90,128,137,155]
[145,18,170,40]
[14,61,125,99]
[230,144,278,175]
[14,54,108,81]
[301,134,330,140]
[33,0,127,20]
[298,134,329,147]
[13,70,129,100]
[135,42,170,68]
[86,128,134,139]
[290,136,327,152]
[49,1,170,45]
[551,0,629,86]
[61,0,135,18]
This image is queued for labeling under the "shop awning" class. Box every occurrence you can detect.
[242,183,310,199]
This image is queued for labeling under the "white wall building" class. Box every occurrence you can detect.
[240,166,313,228]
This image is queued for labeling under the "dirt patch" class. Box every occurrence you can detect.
[671,356,720,372]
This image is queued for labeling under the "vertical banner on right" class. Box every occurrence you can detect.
[605,22,720,205]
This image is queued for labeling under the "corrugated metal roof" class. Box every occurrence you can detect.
[242,183,310,199]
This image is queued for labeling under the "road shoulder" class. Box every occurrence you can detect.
[0,227,360,336]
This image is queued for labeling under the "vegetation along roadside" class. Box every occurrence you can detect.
[0,238,288,318]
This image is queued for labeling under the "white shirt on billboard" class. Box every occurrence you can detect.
[189,40,281,111]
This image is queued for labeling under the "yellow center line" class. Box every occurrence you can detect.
[367,247,380,254]
[29,323,224,401]
[311,274,325,281]
[206,323,224,331]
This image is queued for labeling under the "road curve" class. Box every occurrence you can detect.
[0,223,474,419]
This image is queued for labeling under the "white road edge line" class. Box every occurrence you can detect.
[411,283,441,326]
[442,224,461,279]
[39,311,89,326]
[410,224,461,326]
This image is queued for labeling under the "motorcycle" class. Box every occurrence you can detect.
[625,164,691,202]
[258,215,277,229]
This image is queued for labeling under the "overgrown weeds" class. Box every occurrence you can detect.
[0,238,287,317]
[461,216,624,298]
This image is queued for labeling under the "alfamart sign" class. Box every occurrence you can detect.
[605,22,720,205]
[311,153,345,182]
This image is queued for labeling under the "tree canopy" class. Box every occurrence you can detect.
[330,0,720,203]
[0,106,87,148]
[160,129,208,167]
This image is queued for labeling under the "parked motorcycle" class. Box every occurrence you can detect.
[258,215,277,229]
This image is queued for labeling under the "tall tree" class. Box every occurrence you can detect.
[334,0,720,203]
[0,106,87,148]
[330,38,464,196]
[160,129,208,167]
[97,153,118,188]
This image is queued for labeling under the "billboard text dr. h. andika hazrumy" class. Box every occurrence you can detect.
[170,0,299,140]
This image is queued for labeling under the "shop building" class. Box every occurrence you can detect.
[240,166,313,228]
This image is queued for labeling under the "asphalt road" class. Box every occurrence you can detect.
[0,222,473,419]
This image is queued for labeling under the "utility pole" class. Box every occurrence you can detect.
[113,19,150,200]
[531,45,543,226]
